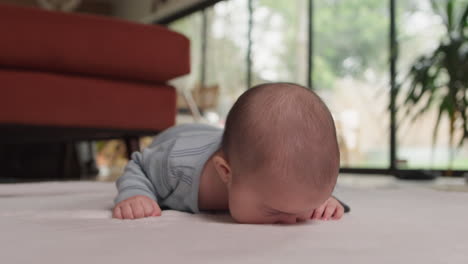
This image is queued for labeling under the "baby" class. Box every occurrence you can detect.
[113,83,349,224]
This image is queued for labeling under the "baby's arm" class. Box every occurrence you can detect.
[113,152,161,219]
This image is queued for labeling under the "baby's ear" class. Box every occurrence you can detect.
[213,155,232,185]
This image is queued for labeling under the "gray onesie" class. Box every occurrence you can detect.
[114,123,222,213]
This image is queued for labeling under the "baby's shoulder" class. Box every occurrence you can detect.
[146,123,222,153]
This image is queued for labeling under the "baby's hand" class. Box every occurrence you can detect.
[311,197,344,221]
[113,195,161,219]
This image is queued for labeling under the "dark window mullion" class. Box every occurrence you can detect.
[307,0,313,90]
[389,0,397,173]
[247,0,253,89]
[201,9,208,88]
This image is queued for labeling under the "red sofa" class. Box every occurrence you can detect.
[0,3,189,151]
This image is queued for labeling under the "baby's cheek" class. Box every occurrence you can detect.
[230,212,268,224]
[228,196,263,224]
[228,198,251,223]
[228,208,246,223]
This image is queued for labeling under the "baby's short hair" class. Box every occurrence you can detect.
[221,83,340,189]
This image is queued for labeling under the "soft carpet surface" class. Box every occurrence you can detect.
[1,178,467,264]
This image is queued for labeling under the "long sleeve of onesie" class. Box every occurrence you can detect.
[114,138,176,204]
[114,124,223,213]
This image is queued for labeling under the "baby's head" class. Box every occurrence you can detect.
[212,83,340,224]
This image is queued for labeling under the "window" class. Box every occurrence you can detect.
[314,0,390,168]
[169,12,204,123]
[396,0,468,169]
[205,0,249,122]
[164,0,468,174]
[251,0,308,86]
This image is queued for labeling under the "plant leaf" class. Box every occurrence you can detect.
[401,0,468,157]
[459,1,468,32]
[431,0,449,30]
[447,0,454,31]
[432,96,449,148]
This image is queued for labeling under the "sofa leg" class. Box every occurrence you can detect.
[124,136,140,159]
[59,142,81,180]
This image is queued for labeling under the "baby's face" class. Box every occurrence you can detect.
[227,172,331,224]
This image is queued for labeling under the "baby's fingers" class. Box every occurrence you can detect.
[322,205,336,221]
[113,206,123,219]
[311,204,326,220]
[151,202,162,216]
[332,205,344,220]
[141,200,161,217]
[122,203,134,219]
[141,200,154,217]
[131,201,145,218]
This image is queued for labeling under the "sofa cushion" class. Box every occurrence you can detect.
[0,69,176,131]
[0,4,190,84]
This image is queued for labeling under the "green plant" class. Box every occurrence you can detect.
[398,0,468,151]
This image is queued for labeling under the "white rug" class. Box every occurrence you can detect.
[1,178,467,264]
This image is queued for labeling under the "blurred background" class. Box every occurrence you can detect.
[1,0,467,183]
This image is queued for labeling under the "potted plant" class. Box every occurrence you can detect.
[397,0,468,175]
